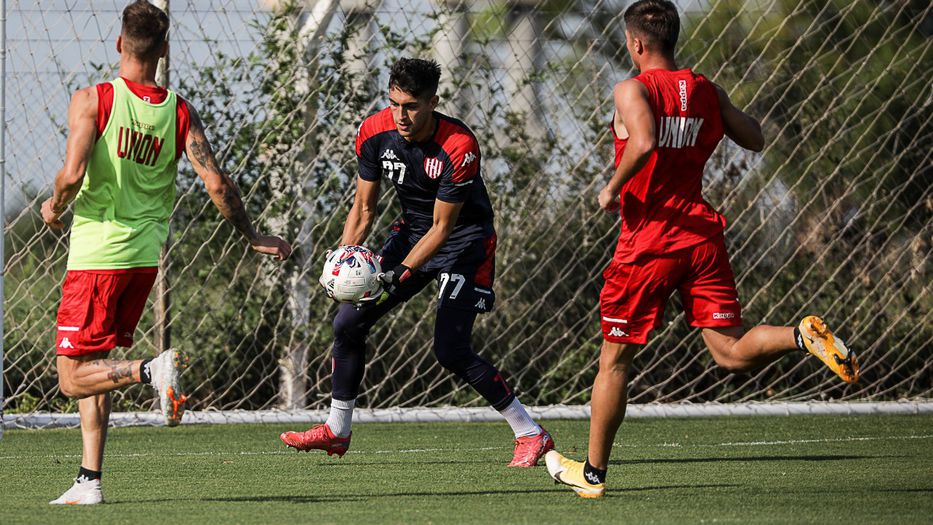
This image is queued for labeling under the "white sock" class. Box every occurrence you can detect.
[325,398,355,438]
[498,398,542,438]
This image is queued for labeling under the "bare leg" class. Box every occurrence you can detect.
[56,353,143,398]
[79,392,111,472]
[587,341,640,470]
[702,325,798,373]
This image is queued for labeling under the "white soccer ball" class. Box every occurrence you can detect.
[319,245,383,304]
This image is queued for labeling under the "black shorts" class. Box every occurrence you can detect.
[378,225,497,314]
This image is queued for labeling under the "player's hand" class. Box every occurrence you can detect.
[598,186,620,213]
[250,235,292,261]
[378,264,411,297]
[41,198,66,230]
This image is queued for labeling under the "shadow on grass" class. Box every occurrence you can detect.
[110,484,740,505]
[311,459,494,467]
[612,454,893,466]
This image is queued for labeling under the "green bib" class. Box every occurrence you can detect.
[67,78,178,270]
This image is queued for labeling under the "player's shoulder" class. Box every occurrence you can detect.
[357,107,395,142]
[70,85,100,116]
[434,112,479,156]
[612,77,649,100]
[74,85,100,101]
[175,93,192,113]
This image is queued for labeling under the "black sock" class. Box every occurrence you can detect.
[76,466,101,483]
[793,326,806,352]
[139,358,154,384]
[583,459,607,485]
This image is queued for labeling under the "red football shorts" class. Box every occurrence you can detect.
[600,235,742,344]
[55,268,158,356]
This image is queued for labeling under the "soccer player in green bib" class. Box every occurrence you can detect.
[40,1,292,505]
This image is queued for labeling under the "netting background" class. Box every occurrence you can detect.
[3,0,931,417]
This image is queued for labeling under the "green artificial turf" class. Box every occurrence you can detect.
[1,415,931,524]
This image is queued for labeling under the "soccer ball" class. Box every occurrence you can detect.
[319,245,384,304]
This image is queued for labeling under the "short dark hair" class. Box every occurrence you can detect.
[623,0,680,54]
[121,0,169,60]
[388,58,442,99]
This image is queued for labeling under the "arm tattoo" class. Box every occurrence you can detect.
[189,111,257,240]
[219,182,258,239]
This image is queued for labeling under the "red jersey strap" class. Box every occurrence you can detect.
[434,118,479,183]
[609,113,629,167]
[95,77,191,160]
[355,108,395,156]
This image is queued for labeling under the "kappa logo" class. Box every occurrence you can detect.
[381,149,399,160]
[461,151,476,167]
[608,327,629,338]
[59,337,75,349]
[475,298,487,310]
[424,157,444,179]
[678,79,688,111]
[585,471,602,485]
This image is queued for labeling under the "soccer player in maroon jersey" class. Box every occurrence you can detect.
[41,1,291,505]
[545,0,858,498]
[279,58,554,467]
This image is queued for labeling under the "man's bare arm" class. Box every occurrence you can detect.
[42,87,98,229]
[185,102,292,260]
[399,199,463,272]
[341,177,380,246]
[598,79,656,212]
[715,85,764,152]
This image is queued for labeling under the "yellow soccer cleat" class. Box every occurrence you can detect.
[798,316,859,384]
[545,451,605,498]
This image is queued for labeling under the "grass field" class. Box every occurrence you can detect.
[1,415,931,524]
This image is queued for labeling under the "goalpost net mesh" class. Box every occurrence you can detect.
[2,0,930,423]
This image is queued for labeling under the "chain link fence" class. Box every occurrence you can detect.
[2,0,931,420]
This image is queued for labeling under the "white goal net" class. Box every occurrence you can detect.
[2,0,930,424]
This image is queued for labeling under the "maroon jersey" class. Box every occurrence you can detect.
[356,108,494,249]
[612,68,726,263]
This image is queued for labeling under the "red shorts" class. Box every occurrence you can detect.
[600,235,742,344]
[55,268,158,356]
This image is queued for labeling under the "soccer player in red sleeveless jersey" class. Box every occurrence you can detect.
[41,1,291,505]
[545,0,859,498]
[279,58,554,468]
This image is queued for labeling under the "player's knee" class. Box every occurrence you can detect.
[332,307,365,342]
[58,375,78,398]
[598,343,638,374]
[433,340,470,372]
[711,353,752,373]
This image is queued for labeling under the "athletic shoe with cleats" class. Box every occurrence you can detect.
[509,427,555,467]
[798,316,859,384]
[279,423,351,456]
[148,349,189,426]
[545,450,605,498]
[49,477,103,505]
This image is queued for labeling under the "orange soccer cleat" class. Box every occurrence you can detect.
[149,349,189,427]
[508,427,555,467]
[798,316,859,384]
[280,423,351,457]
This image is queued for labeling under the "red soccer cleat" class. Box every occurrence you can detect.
[508,427,555,467]
[279,423,351,457]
